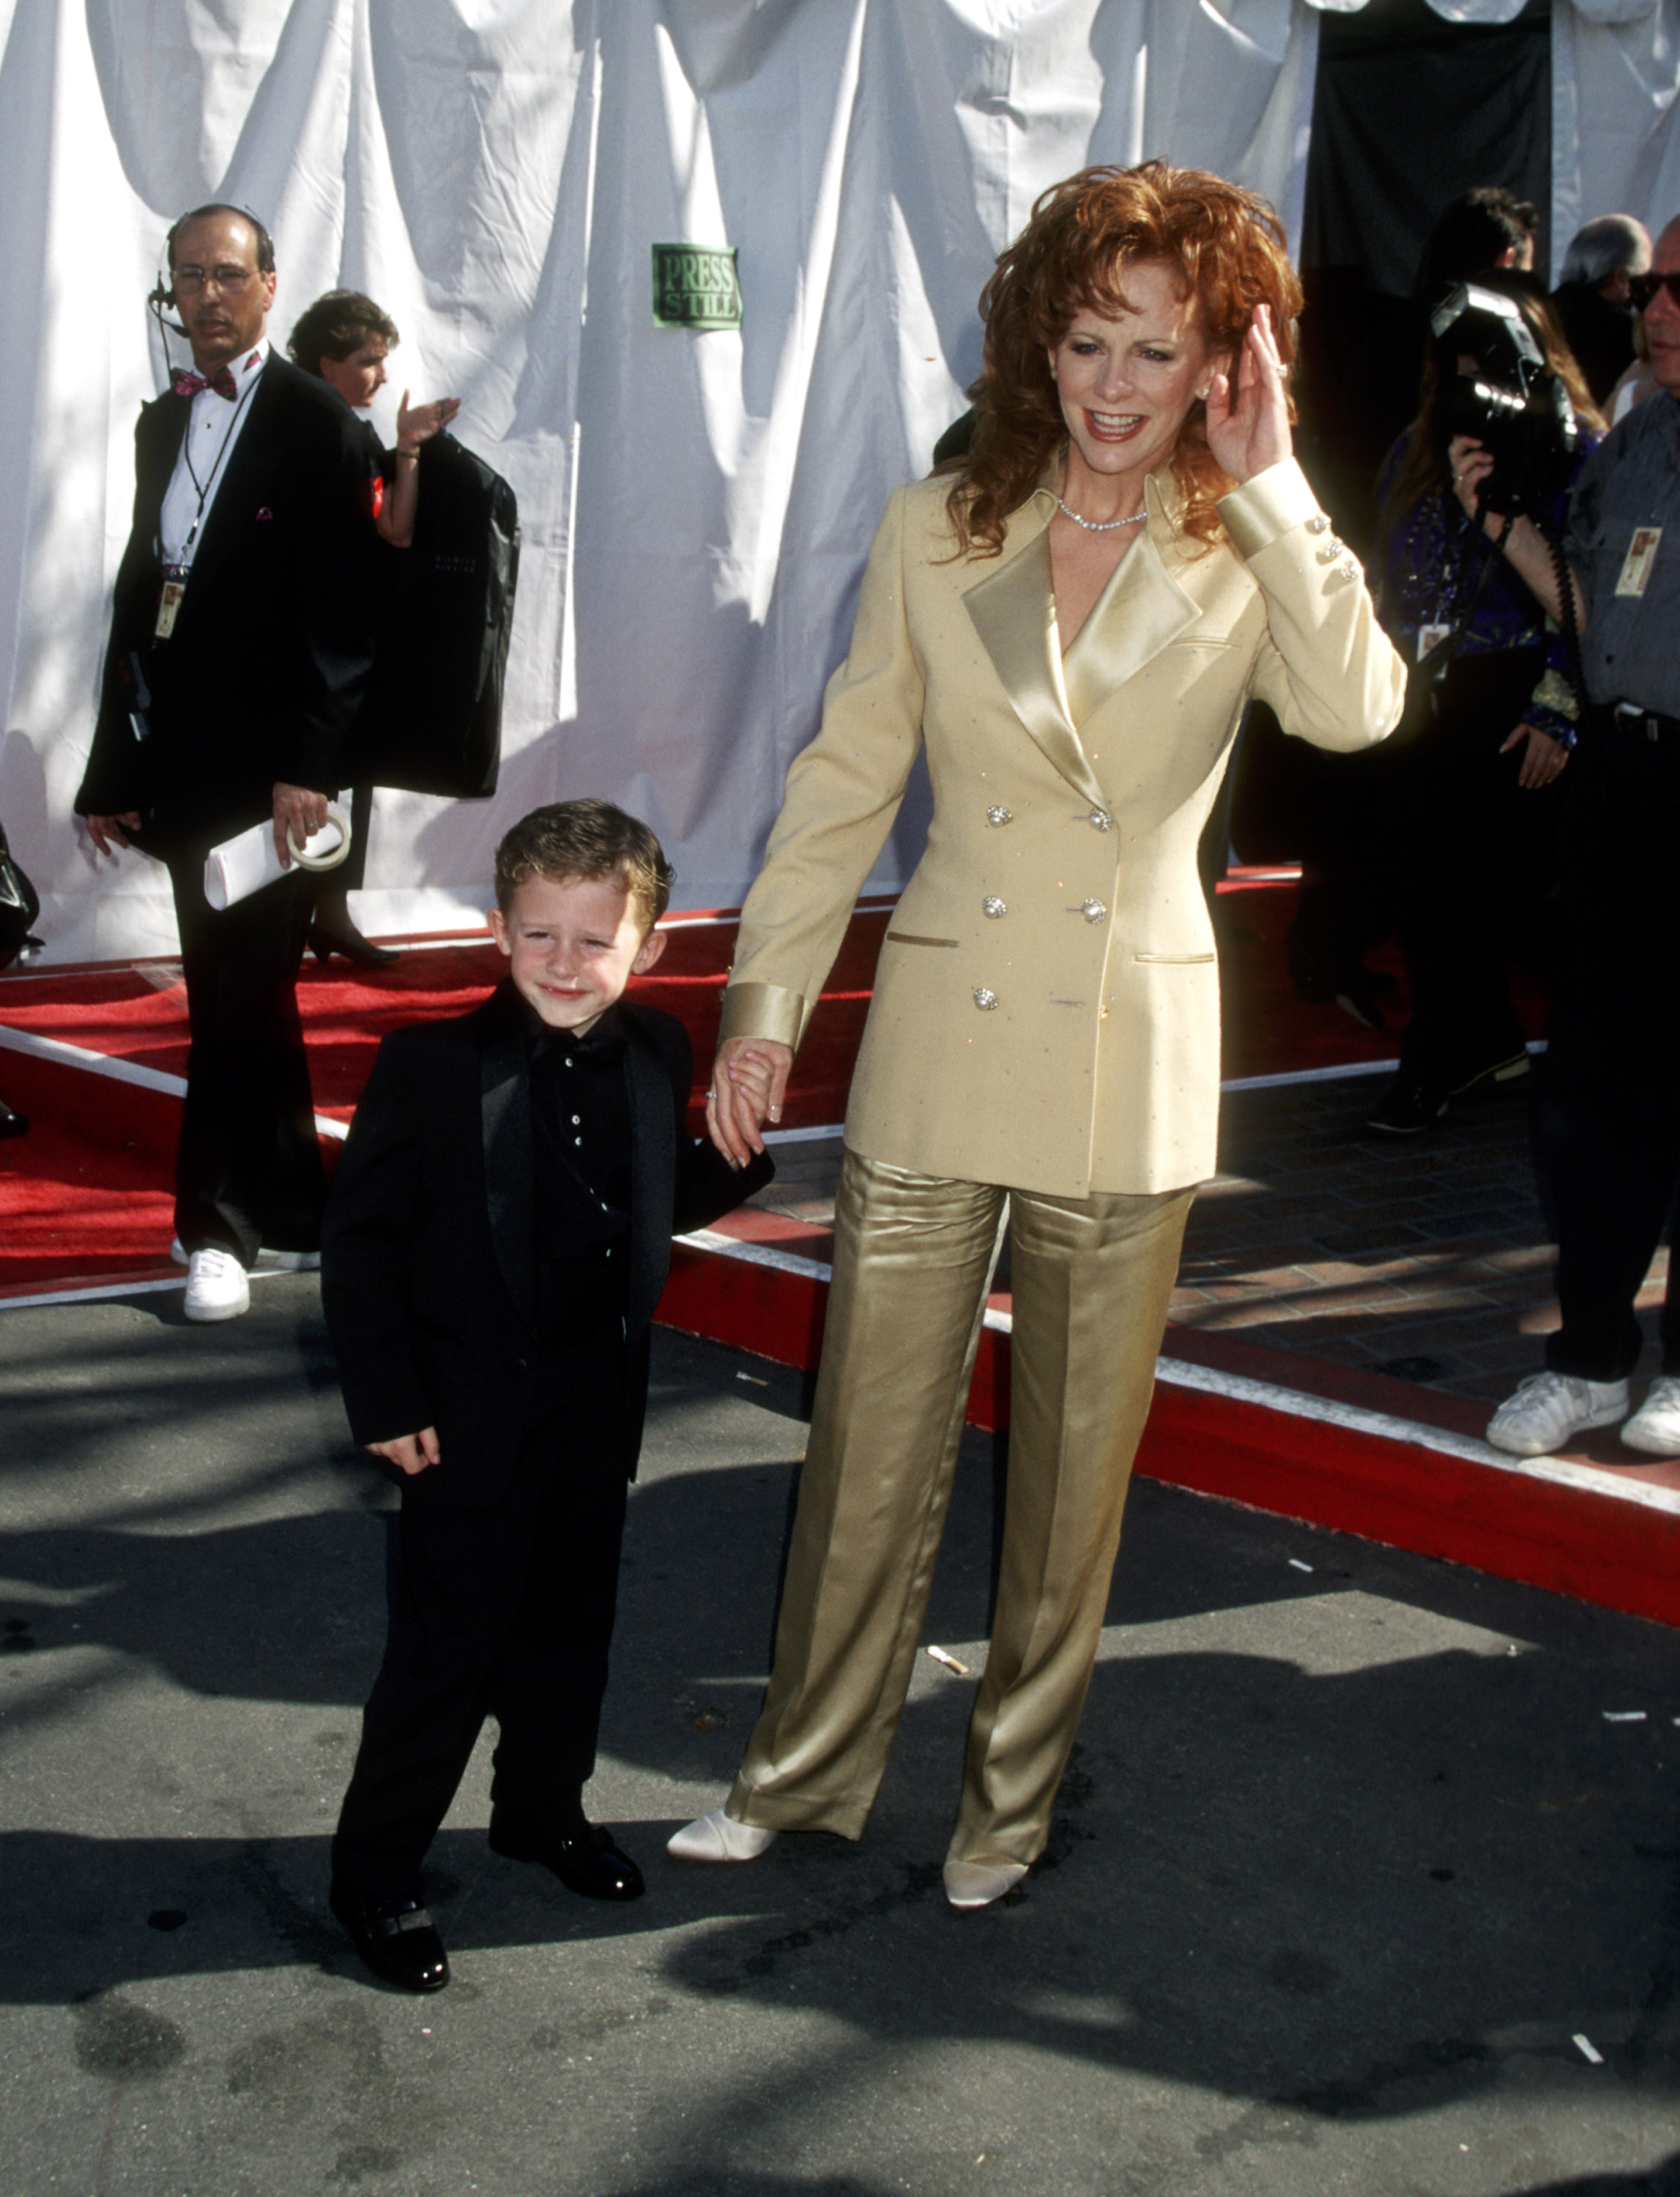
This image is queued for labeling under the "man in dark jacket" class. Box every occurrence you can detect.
[76,204,379,1321]
[321,801,771,1993]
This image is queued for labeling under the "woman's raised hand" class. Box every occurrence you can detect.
[395,390,462,456]
[1203,303,1292,486]
[705,1036,793,1167]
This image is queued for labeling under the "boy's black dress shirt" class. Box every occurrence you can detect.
[525,1005,633,1344]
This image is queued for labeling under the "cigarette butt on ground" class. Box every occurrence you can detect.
[926,1645,970,1676]
[1573,2034,1605,2065]
[1288,1558,1314,1573]
[1602,1710,1649,1722]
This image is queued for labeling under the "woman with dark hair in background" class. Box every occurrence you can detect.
[670,162,1404,1910]
[1363,272,1604,1136]
[287,291,459,965]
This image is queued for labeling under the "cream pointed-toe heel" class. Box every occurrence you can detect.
[943,1859,1027,1911]
[666,1807,778,1863]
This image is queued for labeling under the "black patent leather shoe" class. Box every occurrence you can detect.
[0,1098,27,1139]
[330,1886,450,1992]
[488,1820,645,1901]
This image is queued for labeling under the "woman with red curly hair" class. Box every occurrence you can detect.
[672,165,1405,1908]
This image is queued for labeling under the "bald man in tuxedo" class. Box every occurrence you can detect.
[77,204,381,1321]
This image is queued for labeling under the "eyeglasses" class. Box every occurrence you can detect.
[1629,272,1680,311]
[171,265,260,294]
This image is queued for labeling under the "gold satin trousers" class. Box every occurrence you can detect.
[728,1150,1192,1869]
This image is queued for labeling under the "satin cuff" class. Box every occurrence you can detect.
[1217,458,1321,560]
[719,980,809,1051]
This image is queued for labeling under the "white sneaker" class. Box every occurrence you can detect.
[182,1247,250,1323]
[666,1807,778,1863]
[1621,1377,1680,1458]
[1485,1371,1629,1457]
[171,1238,319,1273]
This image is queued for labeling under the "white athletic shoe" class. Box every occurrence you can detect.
[182,1247,250,1324]
[943,1859,1028,1911]
[171,1238,319,1273]
[1485,1371,1629,1457]
[666,1807,778,1863]
[1621,1377,1680,1459]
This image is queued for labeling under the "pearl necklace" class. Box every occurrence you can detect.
[1054,494,1148,532]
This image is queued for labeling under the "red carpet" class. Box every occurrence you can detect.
[0,874,1545,1293]
[12,881,1672,1640]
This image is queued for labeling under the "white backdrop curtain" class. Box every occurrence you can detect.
[0,0,1672,961]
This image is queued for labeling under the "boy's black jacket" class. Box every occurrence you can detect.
[321,980,772,1504]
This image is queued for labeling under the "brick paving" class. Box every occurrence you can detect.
[744,1064,1671,1412]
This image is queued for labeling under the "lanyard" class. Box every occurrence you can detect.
[168,364,260,574]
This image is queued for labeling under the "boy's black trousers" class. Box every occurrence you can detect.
[331,1347,630,1903]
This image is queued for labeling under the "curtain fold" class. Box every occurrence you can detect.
[1,0,1669,958]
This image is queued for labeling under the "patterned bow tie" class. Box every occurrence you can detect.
[173,366,238,401]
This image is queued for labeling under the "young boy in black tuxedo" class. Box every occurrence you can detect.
[321,800,772,1992]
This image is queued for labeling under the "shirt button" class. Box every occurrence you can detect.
[973,987,998,1010]
[571,1115,581,1125]
[982,896,1007,918]
[1088,808,1112,830]
[573,1136,583,1146]
[986,806,1012,826]
[1078,899,1107,923]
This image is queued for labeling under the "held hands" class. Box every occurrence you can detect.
[368,1427,441,1476]
[1203,304,1292,486]
[705,1036,792,1168]
[272,781,330,866]
[1502,721,1569,788]
[395,391,461,458]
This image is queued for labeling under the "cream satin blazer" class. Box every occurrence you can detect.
[721,457,1405,1197]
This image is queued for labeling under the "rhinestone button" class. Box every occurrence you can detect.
[1079,899,1107,923]
[973,987,998,1011]
[986,806,1012,826]
[1088,808,1112,831]
[1315,543,1339,565]
[982,896,1006,918]
[1307,513,1329,535]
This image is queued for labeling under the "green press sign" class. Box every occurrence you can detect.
[652,244,742,330]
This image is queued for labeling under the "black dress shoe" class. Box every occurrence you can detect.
[1367,1047,1528,1138]
[1365,1071,1449,1136]
[330,1886,450,1992]
[0,1098,27,1139]
[487,1820,645,1901]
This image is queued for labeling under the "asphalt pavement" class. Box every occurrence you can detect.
[4,1275,1680,2196]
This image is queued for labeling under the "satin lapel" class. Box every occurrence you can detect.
[622,1016,675,1339]
[1061,520,1200,729]
[480,1010,539,1337]
[963,525,1109,811]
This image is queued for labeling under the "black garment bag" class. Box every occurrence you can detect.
[351,430,519,800]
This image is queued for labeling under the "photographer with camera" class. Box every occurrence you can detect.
[1484,218,1680,1459]
[1365,273,1602,1138]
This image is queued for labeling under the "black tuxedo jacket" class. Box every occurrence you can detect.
[320,983,772,1507]
[77,351,380,850]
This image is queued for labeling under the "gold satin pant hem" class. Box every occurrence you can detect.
[728,1150,1192,1870]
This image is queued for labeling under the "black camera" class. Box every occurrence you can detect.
[1431,282,1579,521]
